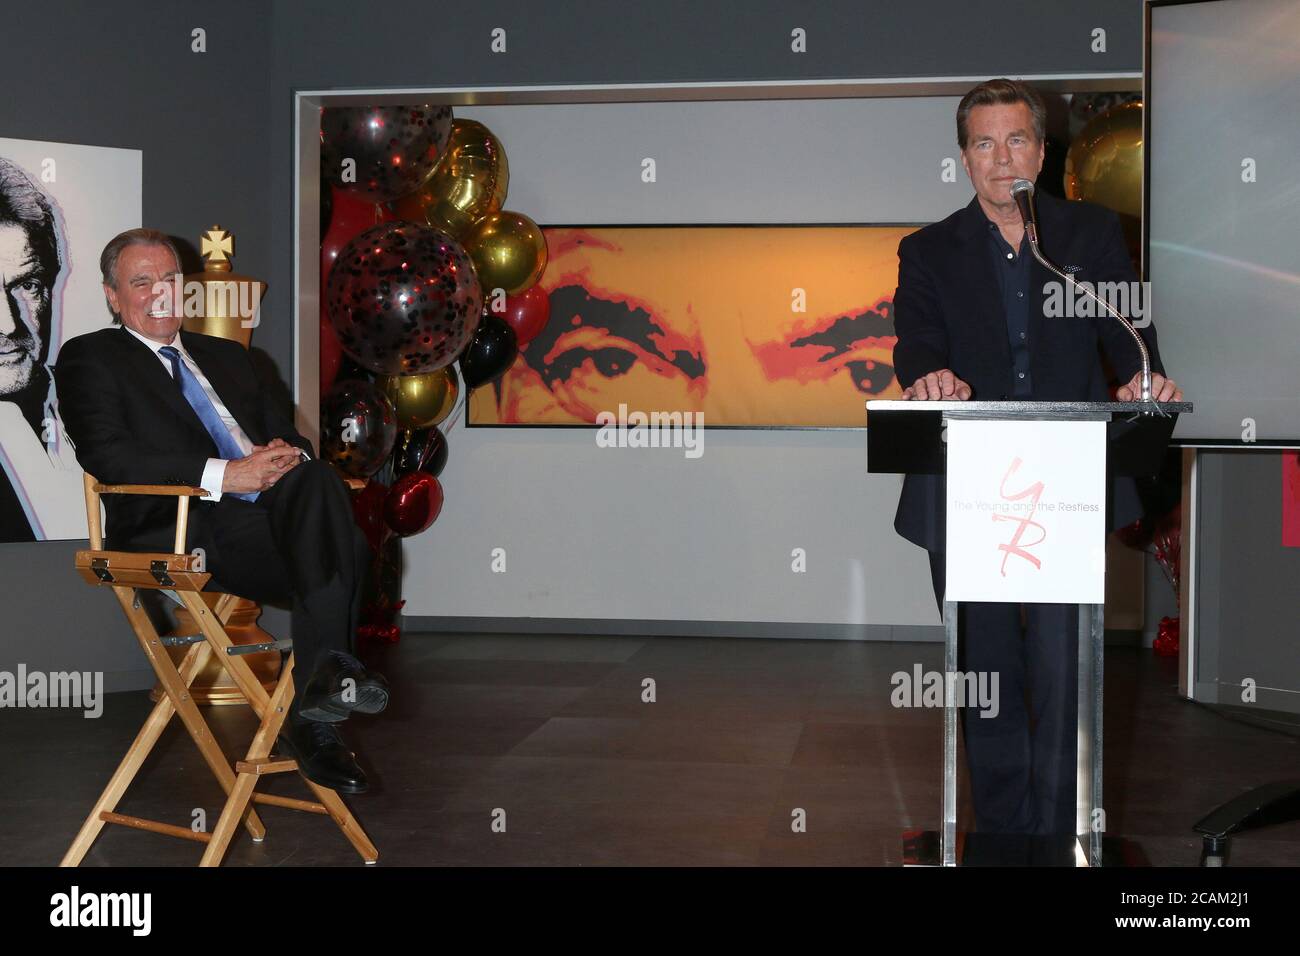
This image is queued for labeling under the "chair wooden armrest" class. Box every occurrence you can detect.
[82,473,210,559]
[94,482,211,497]
[81,468,363,566]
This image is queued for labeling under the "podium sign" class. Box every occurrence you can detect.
[945,418,1106,604]
[868,398,1191,866]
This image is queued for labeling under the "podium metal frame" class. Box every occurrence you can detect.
[868,399,1190,867]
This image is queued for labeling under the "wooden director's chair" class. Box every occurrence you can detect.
[61,473,378,867]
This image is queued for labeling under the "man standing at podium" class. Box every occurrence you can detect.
[892,79,1182,837]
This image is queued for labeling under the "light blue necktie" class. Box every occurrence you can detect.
[158,345,258,502]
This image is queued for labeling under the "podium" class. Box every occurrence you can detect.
[866,399,1191,866]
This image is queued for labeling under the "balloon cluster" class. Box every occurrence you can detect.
[319,105,554,641]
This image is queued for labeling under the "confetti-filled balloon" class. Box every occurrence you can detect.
[320,104,454,203]
[327,222,483,375]
[321,379,398,479]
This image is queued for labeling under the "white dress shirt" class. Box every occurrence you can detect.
[123,325,252,503]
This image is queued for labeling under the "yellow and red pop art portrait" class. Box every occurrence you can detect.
[468,225,918,428]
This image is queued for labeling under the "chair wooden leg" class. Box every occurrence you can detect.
[68,587,380,867]
[199,646,297,867]
[303,780,380,865]
[117,587,267,841]
[277,655,379,865]
[60,640,209,866]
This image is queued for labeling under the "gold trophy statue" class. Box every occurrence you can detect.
[182,226,267,347]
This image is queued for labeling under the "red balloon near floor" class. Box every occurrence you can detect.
[384,472,444,537]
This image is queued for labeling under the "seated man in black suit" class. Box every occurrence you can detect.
[892,79,1183,838]
[54,227,388,795]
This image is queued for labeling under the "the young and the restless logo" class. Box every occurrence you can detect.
[992,456,1046,576]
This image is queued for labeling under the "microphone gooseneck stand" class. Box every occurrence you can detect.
[1011,179,1166,417]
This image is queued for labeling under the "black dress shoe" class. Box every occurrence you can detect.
[295,650,390,722]
[277,718,368,794]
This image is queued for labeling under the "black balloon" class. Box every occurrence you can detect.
[458,313,519,388]
[320,104,454,203]
[321,379,398,478]
[394,427,448,479]
[326,222,483,376]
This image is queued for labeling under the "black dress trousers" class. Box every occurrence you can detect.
[187,458,372,680]
[928,551,1079,837]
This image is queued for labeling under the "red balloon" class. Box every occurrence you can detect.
[320,305,343,397]
[496,284,551,347]
[321,186,395,288]
[384,472,444,537]
[351,478,390,555]
[391,190,426,225]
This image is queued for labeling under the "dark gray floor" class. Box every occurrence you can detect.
[6,633,1299,866]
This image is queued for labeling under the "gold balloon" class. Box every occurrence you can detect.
[394,119,509,240]
[1064,100,1143,218]
[378,367,460,430]
[466,210,547,296]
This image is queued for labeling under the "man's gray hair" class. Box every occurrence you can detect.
[99,228,182,324]
[0,157,61,278]
[956,78,1047,150]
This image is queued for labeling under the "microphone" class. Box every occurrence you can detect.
[1010,178,1158,407]
[1010,178,1038,245]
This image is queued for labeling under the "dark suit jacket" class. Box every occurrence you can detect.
[891,191,1167,552]
[53,326,314,552]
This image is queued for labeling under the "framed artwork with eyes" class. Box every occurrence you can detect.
[467,223,920,429]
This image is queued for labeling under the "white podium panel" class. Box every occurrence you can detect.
[945,418,1107,604]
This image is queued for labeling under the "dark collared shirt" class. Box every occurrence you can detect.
[985,218,1033,398]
